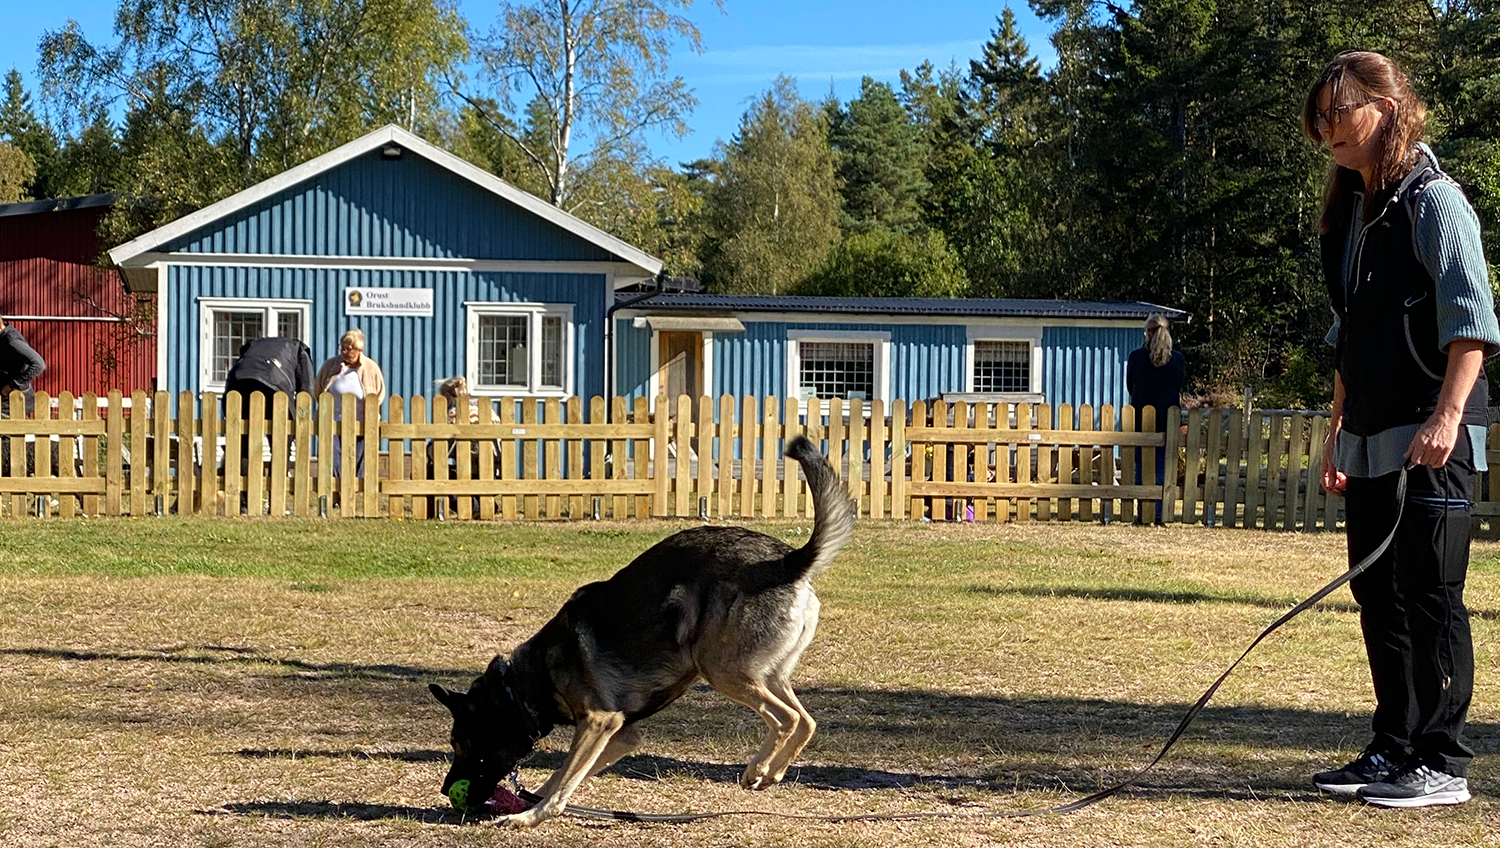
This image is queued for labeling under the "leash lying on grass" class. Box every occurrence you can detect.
[509,469,1407,824]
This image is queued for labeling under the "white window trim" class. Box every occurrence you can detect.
[197,296,312,393]
[786,329,891,407]
[965,326,1043,394]
[465,301,576,397]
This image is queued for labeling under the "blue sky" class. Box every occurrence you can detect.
[0,1,1056,166]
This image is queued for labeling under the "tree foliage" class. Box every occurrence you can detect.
[461,0,714,207]
[699,77,841,295]
[798,227,967,298]
[0,142,36,204]
[828,77,928,234]
[37,0,467,243]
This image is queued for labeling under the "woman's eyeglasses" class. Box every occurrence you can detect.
[1315,97,1380,128]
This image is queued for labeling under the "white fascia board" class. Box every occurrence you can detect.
[133,252,645,279]
[109,125,664,279]
[611,309,1143,329]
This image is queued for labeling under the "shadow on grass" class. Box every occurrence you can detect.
[0,645,474,682]
[206,800,459,825]
[207,767,1336,826]
[969,583,1500,620]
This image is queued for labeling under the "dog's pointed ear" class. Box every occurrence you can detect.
[485,655,510,677]
[429,683,456,709]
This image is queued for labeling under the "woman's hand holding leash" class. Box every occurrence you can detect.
[1406,408,1461,468]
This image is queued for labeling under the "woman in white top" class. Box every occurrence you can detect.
[315,328,386,477]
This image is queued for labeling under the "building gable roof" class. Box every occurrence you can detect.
[107,125,662,276]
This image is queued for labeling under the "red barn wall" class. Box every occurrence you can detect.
[0,201,157,400]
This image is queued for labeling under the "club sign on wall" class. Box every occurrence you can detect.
[344,287,434,317]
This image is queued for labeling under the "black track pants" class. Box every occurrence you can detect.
[1344,437,1476,777]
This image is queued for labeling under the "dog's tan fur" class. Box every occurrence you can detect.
[430,436,855,827]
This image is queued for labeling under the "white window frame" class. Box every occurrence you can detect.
[786,329,891,407]
[465,301,576,397]
[197,297,312,393]
[965,327,1043,394]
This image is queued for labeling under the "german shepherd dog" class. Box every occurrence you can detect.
[429,436,856,827]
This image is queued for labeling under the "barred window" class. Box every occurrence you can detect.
[798,341,875,400]
[200,298,310,389]
[467,303,573,395]
[973,340,1031,393]
[540,315,564,389]
[212,311,264,384]
[478,314,529,387]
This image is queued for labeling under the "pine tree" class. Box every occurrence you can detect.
[1,69,61,199]
[828,77,928,234]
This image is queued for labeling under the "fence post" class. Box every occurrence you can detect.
[106,391,124,516]
[740,395,758,519]
[1163,406,1181,523]
[761,395,781,519]
[654,395,671,518]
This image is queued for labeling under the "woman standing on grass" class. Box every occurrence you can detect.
[1126,314,1185,524]
[1306,51,1498,808]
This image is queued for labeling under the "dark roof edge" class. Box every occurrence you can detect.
[0,194,115,218]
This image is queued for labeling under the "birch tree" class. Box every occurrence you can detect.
[461,0,715,207]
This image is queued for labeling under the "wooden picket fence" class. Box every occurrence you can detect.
[5,388,1491,529]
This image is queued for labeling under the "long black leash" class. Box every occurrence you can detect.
[522,469,1408,823]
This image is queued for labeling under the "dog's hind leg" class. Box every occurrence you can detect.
[760,678,816,785]
[708,677,803,790]
[499,710,625,828]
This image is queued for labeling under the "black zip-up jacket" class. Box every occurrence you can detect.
[0,325,45,392]
[1321,161,1488,437]
[226,337,314,397]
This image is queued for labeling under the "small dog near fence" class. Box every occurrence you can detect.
[429,435,856,828]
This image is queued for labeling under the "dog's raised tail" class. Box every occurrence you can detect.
[784,435,856,582]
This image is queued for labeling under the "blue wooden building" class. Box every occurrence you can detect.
[614,294,1187,426]
[108,124,1184,423]
[108,125,662,407]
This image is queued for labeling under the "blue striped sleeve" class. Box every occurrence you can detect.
[1414,179,1500,357]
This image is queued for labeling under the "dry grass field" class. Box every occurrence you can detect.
[0,517,1496,847]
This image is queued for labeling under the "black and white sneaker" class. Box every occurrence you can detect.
[1357,763,1471,808]
[1313,750,1396,795]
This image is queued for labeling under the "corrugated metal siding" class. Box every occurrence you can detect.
[0,204,158,395]
[1041,326,1137,427]
[6,318,155,398]
[890,324,966,401]
[167,266,605,402]
[714,322,786,399]
[164,150,616,262]
[614,318,653,401]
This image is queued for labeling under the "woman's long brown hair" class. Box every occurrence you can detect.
[1301,51,1428,235]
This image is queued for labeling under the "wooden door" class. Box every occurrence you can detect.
[659,332,703,407]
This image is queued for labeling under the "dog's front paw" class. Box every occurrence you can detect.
[495,807,549,829]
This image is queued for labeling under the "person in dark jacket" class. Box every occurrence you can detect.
[1126,314,1185,523]
[225,336,314,418]
[1304,51,1497,809]
[225,337,314,494]
[0,316,45,418]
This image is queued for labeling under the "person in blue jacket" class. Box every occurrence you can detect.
[1126,314,1185,523]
